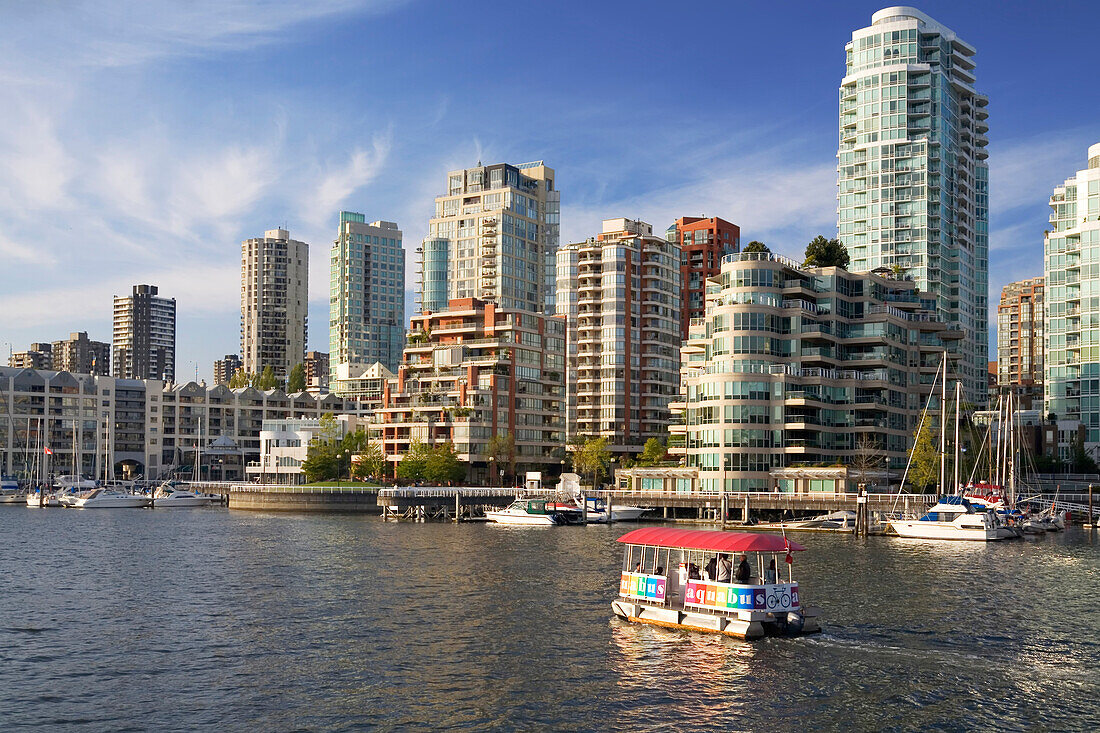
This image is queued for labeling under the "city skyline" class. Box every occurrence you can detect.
[1,1,1098,380]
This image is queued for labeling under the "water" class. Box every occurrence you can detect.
[2,507,1099,731]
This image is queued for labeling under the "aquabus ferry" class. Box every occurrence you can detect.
[611,527,822,640]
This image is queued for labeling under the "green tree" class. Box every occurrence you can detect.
[636,438,667,467]
[1070,437,1099,474]
[486,432,516,482]
[258,365,279,390]
[907,411,940,491]
[424,443,466,484]
[573,437,611,490]
[396,440,431,483]
[228,370,251,388]
[301,414,347,482]
[803,235,850,269]
[351,440,386,481]
[743,240,770,253]
[287,363,306,393]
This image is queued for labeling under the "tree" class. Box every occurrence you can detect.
[573,437,611,490]
[301,415,348,482]
[852,434,885,489]
[743,240,770,253]
[424,443,466,484]
[396,440,431,483]
[486,432,516,481]
[287,363,306,393]
[907,411,940,491]
[1069,437,1099,474]
[803,235,850,269]
[636,438,667,467]
[258,365,279,391]
[228,370,251,388]
[351,440,386,481]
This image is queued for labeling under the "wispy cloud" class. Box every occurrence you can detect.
[300,131,393,228]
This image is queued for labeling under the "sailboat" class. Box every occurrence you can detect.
[889,354,1006,541]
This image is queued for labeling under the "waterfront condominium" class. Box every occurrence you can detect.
[996,277,1044,409]
[838,6,989,406]
[373,298,565,482]
[112,284,176,382]
[667,216,741,341]
[1044,143,1100,447]
[8,343,53,370]
[555,219,681,455]
[670,250,959,492]
[329,213,405,373]
[416,161,559,315]
[241,228,308,379]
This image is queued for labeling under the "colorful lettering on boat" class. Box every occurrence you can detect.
[684,581,800,612]
[619,572,666,601]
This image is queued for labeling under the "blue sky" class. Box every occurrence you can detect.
[1,0,1097,381]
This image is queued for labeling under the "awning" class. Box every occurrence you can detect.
[616,527,806,553]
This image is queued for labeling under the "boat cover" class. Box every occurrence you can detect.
[615,527,806,553]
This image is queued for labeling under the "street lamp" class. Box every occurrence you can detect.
[344,450,352,484]
[489,455,495,487]
[609,458,617,492]
[499,468,505,488]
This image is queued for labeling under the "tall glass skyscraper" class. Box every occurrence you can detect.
[1044,143,1100,447]
[838,7,989,405]
[416,161,559,315]
[329,212,405,373]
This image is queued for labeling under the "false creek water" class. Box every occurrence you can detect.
[2,506,1098,731]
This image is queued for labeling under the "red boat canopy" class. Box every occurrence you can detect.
[616,527,806,553]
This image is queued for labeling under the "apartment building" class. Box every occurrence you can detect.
[555,218,681,454]
[112,284,176,381]
[9,343,53,370]
[213,354,243,385]
[52,332,110,376]
[373,299,565,482]
[303,351,330,390]
[417,161,559,315]
[329,213,405,373]
[667,216,740,340]
[996,277,1044,409]
[838,7,989,406]
[671,250,958,492]
[1044,142,1100,446]
[241,228,309,378]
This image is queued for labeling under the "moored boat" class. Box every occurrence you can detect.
[486,499,581,525]
[0,476,25,503]
[72,489,151,509]
[610,527,822,640]
[152,485,209,507]
[889,496,1002,541]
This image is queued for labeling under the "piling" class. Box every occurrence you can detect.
[453,491,461,523]
[720,492,728,529]
[1088,484,1094,529]
[581,495,588,524]
[606,491,615,524]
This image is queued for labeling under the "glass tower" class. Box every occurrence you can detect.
[1044,143,1100,447]
[329,212,405,373]
[838,7,989,405]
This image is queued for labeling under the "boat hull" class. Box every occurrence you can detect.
[485,511,558,525]
[611,599,821,639]
[889,520,1001,541]
[75,497,150,509]
[0,494,26,504]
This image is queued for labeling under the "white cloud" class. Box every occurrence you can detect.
[300,132,393,228]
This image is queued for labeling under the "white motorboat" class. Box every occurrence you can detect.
[889,496,1002,541]
[55,475,98,491]
[0,477,25,503]
[72,489,151,509]
[153,486,209,507]
[486,499,576,525]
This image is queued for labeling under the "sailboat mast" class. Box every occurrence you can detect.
[954,381,962,494]
[939,352,947,493]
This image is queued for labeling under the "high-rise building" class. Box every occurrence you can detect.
[555,218,681,455]
[112,284,176,382]
[838,6,989,406]
[213,354,243,386]
[1044,142,1100,446]
[670,250,958,492]
[667,216,741,340]
[9,343,53,370]
[996,277,1044,409]
[374,298,565,482]
[51,332,110,376]
[303,351,330,390]
[417,161,559,315]
[329,213,405,372]
[241,228,308,379]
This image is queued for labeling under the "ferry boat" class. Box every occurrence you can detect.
[611,527,822,640]
[888,496,1002,541]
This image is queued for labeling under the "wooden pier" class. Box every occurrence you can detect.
[377,487,519,521]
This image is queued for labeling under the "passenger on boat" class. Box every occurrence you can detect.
[655,566,664,575]
[764,559,777,584]
[735,555,751,584]
[704,557,717,581]
[676,563,689,588]
[717,555,732,582]
[688,563,701,580]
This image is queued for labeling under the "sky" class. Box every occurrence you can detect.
[1,0,1098,382]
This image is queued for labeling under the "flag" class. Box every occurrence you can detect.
[44,447,53,455]
[784,536,793,565]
